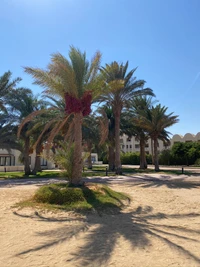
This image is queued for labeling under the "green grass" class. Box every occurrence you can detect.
[120,167,193,175]
[84,166,194,176]
[0,165,196,181]
[16,183,130,213]
[0,170,62,180]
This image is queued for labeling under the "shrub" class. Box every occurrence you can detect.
[34,185,85,205]
[120,152,140,165]
[194,158,200,166]
[61,188,85,203]
[34,186,63,204]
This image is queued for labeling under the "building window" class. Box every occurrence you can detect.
[130,145,132,148]
[126,145,128,149]
[41,158,47,166]
[135,144,140,149]
[120,139,123,144]
[0,156,11,166]
[145,144,149,148]
[127,137,131,142]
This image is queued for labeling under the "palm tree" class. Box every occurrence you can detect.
[99,62,154,174]
[0,114,23,152]
[82,114,100,169]
[0,71,21,112]
[98,105,116,171]
[7,88,45,175]
[128,96,156,169]
[24,47,101,185]
[139,104,179,171]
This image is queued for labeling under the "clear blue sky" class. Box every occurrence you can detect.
[1,0,200,136]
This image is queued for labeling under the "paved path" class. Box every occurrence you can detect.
[0,172,200,188]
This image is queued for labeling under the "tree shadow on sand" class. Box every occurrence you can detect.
[14,204,200,266]
[123,175,200,189]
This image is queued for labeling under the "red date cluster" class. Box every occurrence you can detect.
[65,91,92,116]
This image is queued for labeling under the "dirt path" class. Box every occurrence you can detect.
[0,174,200,267]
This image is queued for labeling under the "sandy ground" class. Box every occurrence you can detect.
[0,174,200,267]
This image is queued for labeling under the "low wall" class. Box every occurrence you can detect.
[0,166,24,172]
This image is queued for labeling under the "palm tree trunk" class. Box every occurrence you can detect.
[71,112,83,185]
[153,137,159,171]
[114,108,122,174]
[32,142,42,175]
[108,145,115,171]
[139,139,147,169]
[151,138,154,165]
[24,137,31,175]
[87,142,93,169]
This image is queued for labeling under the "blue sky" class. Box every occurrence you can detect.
[1,0,200,136]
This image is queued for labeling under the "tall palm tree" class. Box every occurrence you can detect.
[98,105,116,171]
[24,47,101,184]
[82,114,100,169]
[7,88,45,175]
[99,62,154,174]
[128,96,156,169]
[139,104,179,171]
[0,71,21,112]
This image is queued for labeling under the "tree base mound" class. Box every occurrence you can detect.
[18,183,130,214]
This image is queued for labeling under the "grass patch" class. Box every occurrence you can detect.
[16,183,130,213]
[0,170,62,180]
[86,165,194,176]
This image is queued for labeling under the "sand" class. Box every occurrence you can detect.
[0,174,200,267]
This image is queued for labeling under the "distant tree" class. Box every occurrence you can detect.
[99,62,154,174]
[7,88,45,175]
[171,141,200,165]
[0,71,21,112]
[126,96,155,169]
[139,104,179,171]
[98,105,116,171]
[82,114,100,169]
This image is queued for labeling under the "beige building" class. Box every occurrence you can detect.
[0,133,199,170]
[170,132,200,146]
[0,149,55,172]
[120,134,169,154]
[120,132,200,154]
[0,148,99,172]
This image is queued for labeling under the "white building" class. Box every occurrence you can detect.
[0,149,55,172]
[120,134,169,154]
[1,133,200,170]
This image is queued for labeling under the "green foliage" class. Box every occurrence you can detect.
[120,152,152,165]
[121,152,140,165]
[52,141,75,182]
[194,158,200,166]
[34,186,63,204]
[159,149,172,165]
[31,183,130,212]
[34,184,85,204]
[171,141,200,165]
[0,170,61,180]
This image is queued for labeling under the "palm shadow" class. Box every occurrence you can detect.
[122,175,200,189]
[15,205,200,266]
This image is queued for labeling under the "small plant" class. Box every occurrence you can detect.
[34,186,63,204]
[23,183,130,212]
[46,141,75,182]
